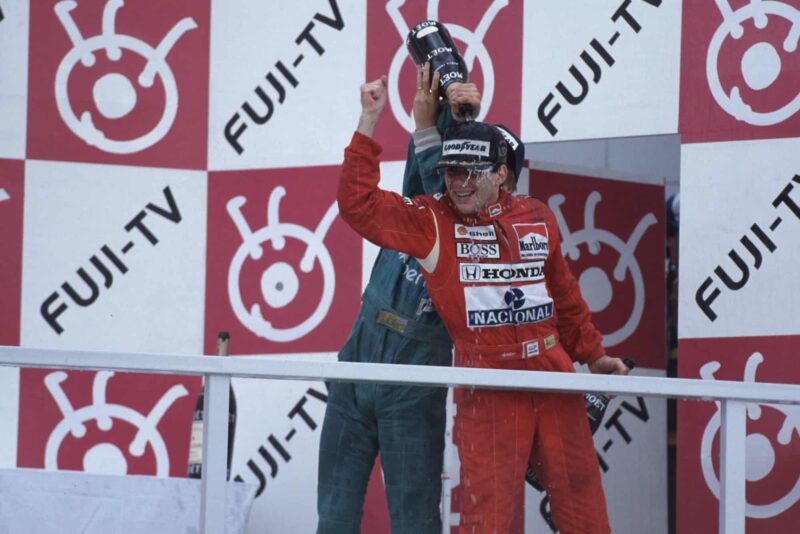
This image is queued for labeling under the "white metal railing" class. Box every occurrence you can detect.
[1,346,799,534]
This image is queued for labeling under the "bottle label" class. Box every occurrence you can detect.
[188,420,203,464]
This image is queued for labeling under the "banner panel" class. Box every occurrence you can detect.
[0,1,29,159]
[677,335,800,533]
[26,0,211,169]
[522,0,681,142]
[20,160,207,351]
[0,160,23,469]
[0,159,24,347]
[679,139,800,339]
[680,0,800,144]
[205,165,362,355]
[208,0,366,170]
[367,0,523,161]
[17,368,200,479]
[524,370,668,534]
[228,372,332,534]
[529,166,666,370]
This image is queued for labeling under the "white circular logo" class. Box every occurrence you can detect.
[385,0,508,132]
[53,0,196,153]
[44,370,188,477]
[699,352,800,517]
[226,187,338,342]
[706,1,800,126]
[549,191,656,347]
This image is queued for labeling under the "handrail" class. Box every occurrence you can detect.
[1,345,798,534]
[0,346,797,403]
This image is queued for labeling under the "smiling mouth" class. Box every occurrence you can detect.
[453,191,475,198]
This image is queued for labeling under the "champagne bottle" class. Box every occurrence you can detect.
[525,358,635,490]
[406,20,473,120]
[188,332,238,480]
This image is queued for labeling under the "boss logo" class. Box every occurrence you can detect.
[456,242,500,259]
[459,262,545,283]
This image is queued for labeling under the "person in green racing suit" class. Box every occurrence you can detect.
[316,64,477,534]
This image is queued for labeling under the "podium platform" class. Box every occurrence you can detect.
[0,468,257,533]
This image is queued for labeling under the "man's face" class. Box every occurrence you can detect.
[444,166,504,215]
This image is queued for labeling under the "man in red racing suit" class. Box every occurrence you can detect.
[339,76,629,534]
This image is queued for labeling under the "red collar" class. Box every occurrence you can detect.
[446,190,512,225]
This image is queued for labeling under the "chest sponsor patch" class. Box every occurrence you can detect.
[459,261,545,283]
[454,224,496,241]
[456,242,500,259]
[464,284,554,328]
[514,223,549,260]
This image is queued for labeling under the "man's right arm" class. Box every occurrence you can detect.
[341,75,441,264]
[338,132,437,261]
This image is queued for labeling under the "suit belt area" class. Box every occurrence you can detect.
[456,332,560,361]
[361,297,451,345]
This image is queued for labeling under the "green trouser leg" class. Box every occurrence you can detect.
[317,314,450,534]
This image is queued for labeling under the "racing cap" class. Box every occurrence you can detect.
[493,124,524,179]
[434,121,508,171]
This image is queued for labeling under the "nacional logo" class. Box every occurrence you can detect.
[456,242,500,259]
[464,284,554,328]
[459,262,545,284]
[454,224,496,241]
[514,223,550,260]
[442,139,490,158]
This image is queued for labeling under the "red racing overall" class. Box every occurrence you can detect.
[338,132,610,534]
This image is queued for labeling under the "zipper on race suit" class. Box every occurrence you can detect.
[493,220,521,345]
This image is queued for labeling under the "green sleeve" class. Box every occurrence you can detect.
[401,106,457,196]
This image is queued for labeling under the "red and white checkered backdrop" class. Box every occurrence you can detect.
[0,1,797,532]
